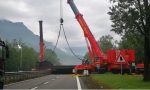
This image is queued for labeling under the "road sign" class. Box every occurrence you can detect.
[117,55,125,62]
[116,54,126,64]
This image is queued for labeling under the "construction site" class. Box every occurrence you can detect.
[0,0,150,89]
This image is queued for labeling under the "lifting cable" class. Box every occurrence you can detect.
[61,24,83,60]
[53,25,61,52]
[53,0,83,61]
[52,0,63,52]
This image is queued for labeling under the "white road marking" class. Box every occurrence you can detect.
[31,87,38,90]
[76,76,82,90]
[43,82,49,84]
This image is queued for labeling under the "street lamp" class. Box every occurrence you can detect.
[18,44,22,72]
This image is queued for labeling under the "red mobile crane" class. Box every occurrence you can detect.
[37,21,53,70]
[67,0,135,74]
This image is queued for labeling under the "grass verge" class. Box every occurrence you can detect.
[91,73,150,89]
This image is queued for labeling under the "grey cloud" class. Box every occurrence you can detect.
[0,0,120,52]
[0,2,30,19]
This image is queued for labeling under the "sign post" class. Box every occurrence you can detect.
[117,54,125,75]
[121,63,122,75]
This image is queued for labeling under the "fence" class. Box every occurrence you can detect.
[3,70,51,84]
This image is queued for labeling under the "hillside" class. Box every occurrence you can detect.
[0,19,81,65]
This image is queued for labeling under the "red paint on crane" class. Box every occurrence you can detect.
[67,0,135,74]
[39,20,44,62]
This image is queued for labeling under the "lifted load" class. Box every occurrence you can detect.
[52,65,75,74]
[36,60,53,70]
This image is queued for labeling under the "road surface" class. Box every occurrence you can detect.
[4,75,87,89]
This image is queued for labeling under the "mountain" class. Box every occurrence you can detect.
[0,19,81,65]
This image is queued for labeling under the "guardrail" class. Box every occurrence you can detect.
[3,70,51,84]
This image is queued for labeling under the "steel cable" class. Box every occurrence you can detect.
[53,0,83,61]
[61,25,83,60]
[53,25,61,53]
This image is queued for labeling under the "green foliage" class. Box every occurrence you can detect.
[5,43,20,71]
[84,52,92,64]
[44,49,60,65]
[84,52,90,60]
[119,32,144,63]
[84,35,116,61]
[108,0,146,35]
[97,34,116,53]
[108,0,150,81]
[5,40,60,72]
[5,42,38,71]
[21,45,38,70]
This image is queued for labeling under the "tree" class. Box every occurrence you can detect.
[84,52,90,60]
[97,34,116,53]
[119,32,144,63]
[5,42,39,71]
[4,40,60,71]
[44,49,60,65]
[84,35,116,61]
[108,0,150,81]
[21,45,38,70]
[5,43,20,71]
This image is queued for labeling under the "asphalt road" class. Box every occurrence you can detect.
[4,74,87,89]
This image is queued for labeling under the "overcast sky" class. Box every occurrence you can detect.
[0,0,120,52]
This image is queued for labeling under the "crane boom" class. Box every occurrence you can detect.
[67,0,105,64]
[67,0,135,75]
